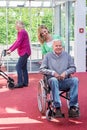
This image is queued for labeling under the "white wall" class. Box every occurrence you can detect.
[74,0,86,72]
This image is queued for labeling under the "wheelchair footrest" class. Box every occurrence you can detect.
[46,108,65,120]
[53,110,65,118]
[54,112,65,118]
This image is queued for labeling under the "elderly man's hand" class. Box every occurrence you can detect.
[54,72,66,80]
[54,72,61,80]
[60,72,66,80]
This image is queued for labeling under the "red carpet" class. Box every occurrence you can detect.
[0,72,87,130]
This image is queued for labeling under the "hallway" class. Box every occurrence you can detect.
[0,73,87,130]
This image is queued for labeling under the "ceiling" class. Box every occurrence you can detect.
[0,0,76,8]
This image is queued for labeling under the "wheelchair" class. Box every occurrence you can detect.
[37,75,70,120]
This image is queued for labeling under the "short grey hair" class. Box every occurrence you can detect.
[53,39,62,42]
[53,39,63,45]
[16,20,25,28]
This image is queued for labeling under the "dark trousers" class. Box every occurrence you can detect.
[16,53,29,86]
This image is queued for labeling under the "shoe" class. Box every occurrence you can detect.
[23,84,28,87]
[54,107,65,118]
[14,84,23,88]
[68,106,80,118]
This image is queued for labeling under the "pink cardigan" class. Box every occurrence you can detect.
[9,29,31,56]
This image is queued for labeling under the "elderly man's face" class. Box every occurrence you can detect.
[53,40,63,55]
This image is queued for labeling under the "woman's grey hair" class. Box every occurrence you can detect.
[16,20,25,28]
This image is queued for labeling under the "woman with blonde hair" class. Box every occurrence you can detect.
[38,25,65,57]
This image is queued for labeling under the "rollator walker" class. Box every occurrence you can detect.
[0,50,15,89]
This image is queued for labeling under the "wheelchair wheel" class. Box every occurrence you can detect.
[46,109,52,120]
[37,79,47,114]
[66,91,70,108]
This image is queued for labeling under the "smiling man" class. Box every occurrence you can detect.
[39,39,80,118]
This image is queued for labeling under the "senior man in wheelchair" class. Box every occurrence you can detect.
[39,39,80,118]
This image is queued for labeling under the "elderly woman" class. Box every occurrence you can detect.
[7,20,31,88]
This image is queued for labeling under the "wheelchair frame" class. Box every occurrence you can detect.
[37,75,70,119]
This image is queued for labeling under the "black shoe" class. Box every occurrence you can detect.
[68,106,80,118]
[54,107,65,118]
[14,84,23,88]
[23,84,28,87]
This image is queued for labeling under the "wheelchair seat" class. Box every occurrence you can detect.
[37,75,70,115]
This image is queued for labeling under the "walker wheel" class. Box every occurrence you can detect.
[7,81,15,89]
